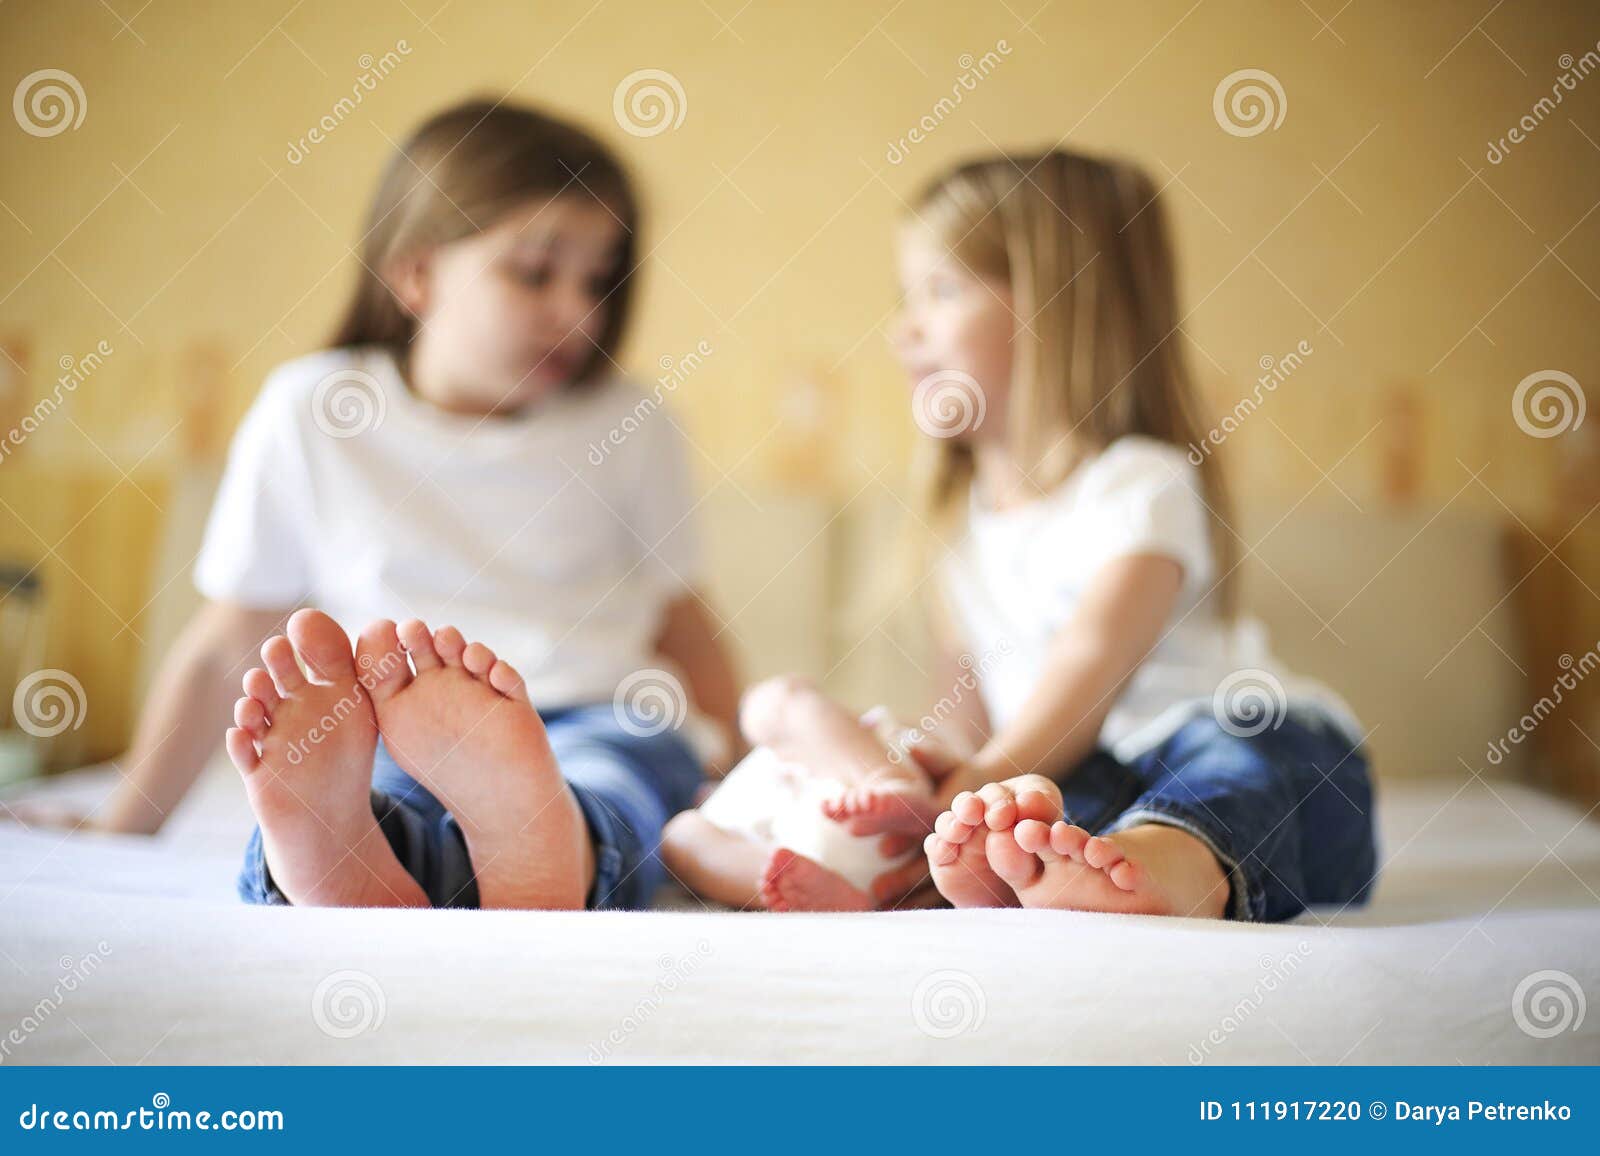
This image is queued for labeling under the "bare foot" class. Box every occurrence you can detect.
[226,609,427,908]
[357,618,595,910]
[823,783,943,837]
[987,820,1230,918]
[925,775,1063,909]
[760,847,874,912]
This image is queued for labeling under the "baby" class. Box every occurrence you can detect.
[661,676,956,911]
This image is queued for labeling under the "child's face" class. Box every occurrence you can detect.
[890,226,1013,441]
[399,196,625,413]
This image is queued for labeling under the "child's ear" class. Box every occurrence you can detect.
[383,249,432,318]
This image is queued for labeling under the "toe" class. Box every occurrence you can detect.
[951,792,985,826]
[242,668,279,712]
[286,608,355,684]
[260,636,305,694]
[487,660,529,703]
[1014,787,1064,825]
[1013,818,1052,854]
[1107,860,1144,893]
[225,727,260,774]
[355,620,411,703]
[933,809,974,843]
[234,696,268,739]
[977,782,1018,830]
[1049,822,1091,862]
[985,828,1044,888]
[925,833,958,866]
[397,619,442,671]
[432,625,466,665]
[1083,835,1126,871]
[462,641,495,678]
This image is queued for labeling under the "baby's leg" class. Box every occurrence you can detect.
[660,810,772,908]
[740,676,914,790]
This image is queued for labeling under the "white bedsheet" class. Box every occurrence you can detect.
[2,766,1597,1064]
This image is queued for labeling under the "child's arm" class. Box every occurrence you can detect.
[7,600,288,835]
[652,591,744,774]
[944,551,1185,799]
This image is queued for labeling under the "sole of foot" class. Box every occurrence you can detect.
[759,846,874,912]
[925,781,1063,908]
[987,819,1230,918]
[226,609,427,908]
[357,618,594,910]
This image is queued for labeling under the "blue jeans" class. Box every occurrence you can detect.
[238,703,704,910]
[1059,706,1376,922]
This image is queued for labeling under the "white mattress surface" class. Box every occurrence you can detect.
[2,766,1597,1064]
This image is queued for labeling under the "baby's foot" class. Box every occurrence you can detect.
[925,775,1062,908]
[358,619,594,910]
[822,783,943,837]
[226,609,427,908]
[759,847,874,912]
[987,820,1230,918]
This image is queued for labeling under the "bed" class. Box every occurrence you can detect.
[2,761,1596,1065]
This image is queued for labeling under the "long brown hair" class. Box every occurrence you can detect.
[330,98,639,384]
[909,149,1237,615]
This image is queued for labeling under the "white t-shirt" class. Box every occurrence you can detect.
[940,435,1363,760]
[195,346,703,711]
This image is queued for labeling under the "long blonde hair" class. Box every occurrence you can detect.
[330,98,638,385]
[910,149,1236,615]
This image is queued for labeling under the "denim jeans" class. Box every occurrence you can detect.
[1060,705,1377,922]
[238,703,704,910]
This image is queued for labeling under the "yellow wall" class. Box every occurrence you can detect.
[2,0,1597,760]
